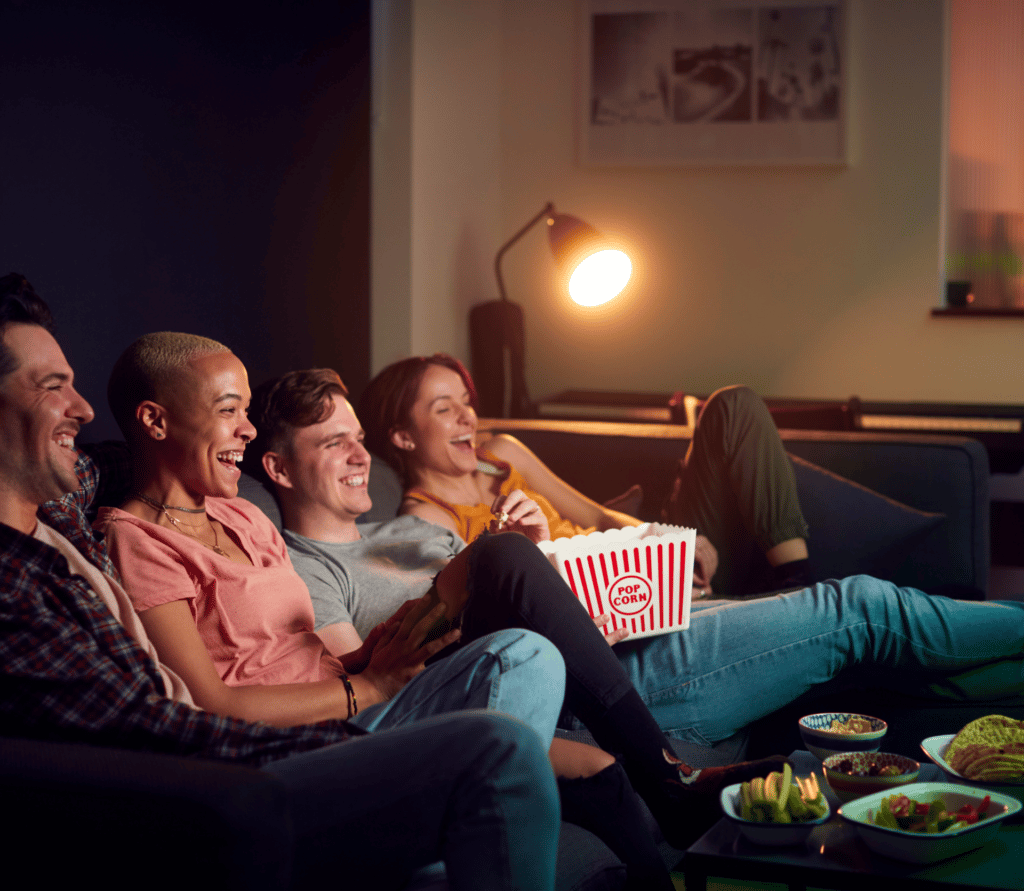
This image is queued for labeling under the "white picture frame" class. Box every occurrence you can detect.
[580,0,846,166]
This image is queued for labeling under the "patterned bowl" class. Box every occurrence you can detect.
[799,712,887,761]
[823,751,920,802]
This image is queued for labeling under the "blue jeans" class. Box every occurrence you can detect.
[352,628,565,740]
[263,630,565,891]
[614,576,1024,744]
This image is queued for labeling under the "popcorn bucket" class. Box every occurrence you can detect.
[537,524,696,642]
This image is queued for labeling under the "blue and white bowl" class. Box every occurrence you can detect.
[799,713,887,761]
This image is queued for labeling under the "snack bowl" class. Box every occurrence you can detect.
[799,712,887,761]
[920,734,1024,807]
[823,752,920,802]
[719,782,830,846]
[838,781,1020,864]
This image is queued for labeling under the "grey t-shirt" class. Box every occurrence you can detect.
[284,515,465,638]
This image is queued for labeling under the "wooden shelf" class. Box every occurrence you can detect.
[931,306,1024,317]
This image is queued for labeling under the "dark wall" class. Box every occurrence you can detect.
[2,0,370,441]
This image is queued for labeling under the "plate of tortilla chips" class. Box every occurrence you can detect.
[920,715,1024,806]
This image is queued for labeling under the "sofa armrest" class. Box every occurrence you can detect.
[0,737,292,890]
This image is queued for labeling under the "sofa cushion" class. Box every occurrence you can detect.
[237,471,283,527]
[790,455,945,584]
[363,454,404,521]
[780,430,989,592]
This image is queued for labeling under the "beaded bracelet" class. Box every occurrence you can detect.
[339,672,358,717]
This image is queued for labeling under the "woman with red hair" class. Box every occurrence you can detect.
[359,354,811,600]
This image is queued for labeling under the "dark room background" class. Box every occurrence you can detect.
[2,0,370,441]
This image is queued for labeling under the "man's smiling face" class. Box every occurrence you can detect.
[278,392,373,526]
[0,323,95,515]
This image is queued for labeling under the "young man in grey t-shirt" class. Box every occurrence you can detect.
[251,372,477,658]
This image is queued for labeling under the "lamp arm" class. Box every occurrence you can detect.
[494,201,555,303]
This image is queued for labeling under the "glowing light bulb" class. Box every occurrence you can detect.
[567,249,632,307]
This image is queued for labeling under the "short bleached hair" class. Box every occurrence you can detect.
[107,331,231,441]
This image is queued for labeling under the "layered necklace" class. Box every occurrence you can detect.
[130,492,229,557]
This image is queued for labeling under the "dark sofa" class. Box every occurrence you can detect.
[3,418,1018,890]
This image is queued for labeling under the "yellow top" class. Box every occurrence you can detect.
[404,450,594,543]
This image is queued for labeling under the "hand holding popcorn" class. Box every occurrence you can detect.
[489,490,551,543]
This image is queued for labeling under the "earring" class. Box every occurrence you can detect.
[155,432,163,439]
[404,442,414,450]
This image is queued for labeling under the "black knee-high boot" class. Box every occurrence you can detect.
[462,533,789,847]
[583,690,789,848]
[558,761,674,891]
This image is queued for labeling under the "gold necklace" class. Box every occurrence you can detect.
[130,491,207,513]
[130,491,228,557]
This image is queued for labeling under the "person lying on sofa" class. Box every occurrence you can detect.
[99,332,796,885]
[253,367,1024,756]
[0,275,566,891]
[359,354,812,599]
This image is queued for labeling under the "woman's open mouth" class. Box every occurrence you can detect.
[217,450,244,474]
[450,433,474,453]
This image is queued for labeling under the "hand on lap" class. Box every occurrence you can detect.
[359,595,461,701]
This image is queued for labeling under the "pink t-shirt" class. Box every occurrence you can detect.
[96,498,343,687]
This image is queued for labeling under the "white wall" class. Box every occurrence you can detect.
[371,0,414,375]
[372,0,504,373]
[946,0,1024,309]
[376,0,1024,405]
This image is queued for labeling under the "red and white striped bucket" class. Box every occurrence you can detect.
[538,524,695,642]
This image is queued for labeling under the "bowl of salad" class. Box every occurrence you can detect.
[838,782,1021,863]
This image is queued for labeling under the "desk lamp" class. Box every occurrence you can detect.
[470,202,632,417]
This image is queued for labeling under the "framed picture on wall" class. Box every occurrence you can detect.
[580,0,846,166]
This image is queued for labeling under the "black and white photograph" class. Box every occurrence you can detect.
[671,8,753,124]
[591,12,673,125]
[581,0,845,166]
[757,4,841,122]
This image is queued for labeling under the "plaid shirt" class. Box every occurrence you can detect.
[0,446,358,766]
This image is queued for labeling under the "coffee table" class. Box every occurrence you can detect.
[681,750,1024,891]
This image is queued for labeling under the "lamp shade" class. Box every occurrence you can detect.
[546,212,602,264]
[547,212,631,307]
[477,201,633,418]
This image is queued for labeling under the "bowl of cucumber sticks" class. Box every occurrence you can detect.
[720,763,831,846]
